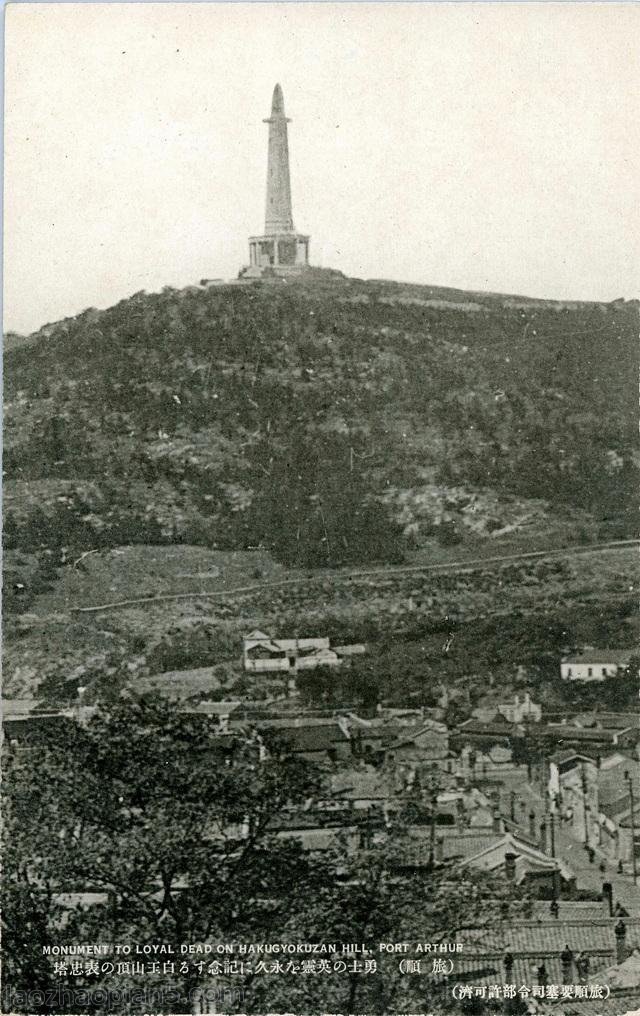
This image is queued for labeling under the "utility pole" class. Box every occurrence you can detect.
[422,770,440,869]
[429,791,437,868]
[625,771,638,886]
[549,810,559,906]
[581,763,590,848]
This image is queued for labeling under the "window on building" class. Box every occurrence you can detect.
[588,667,593,677]
[602,667,608,677]
[567,667,572,677]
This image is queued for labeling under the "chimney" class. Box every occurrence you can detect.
[576,952,590,983]
[493,811,503,834]
[615,919,627,964]
[503,951,514,979]
[602,881,614,917]
[435,836,444,862]
[561,945,574,983]
[504,851,517,881]
[529,810,536,839]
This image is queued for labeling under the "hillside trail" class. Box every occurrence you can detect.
[67,538,639,615]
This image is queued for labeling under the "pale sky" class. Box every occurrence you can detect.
[4,2,639,335]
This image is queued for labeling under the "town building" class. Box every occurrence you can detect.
[452,716,524,752]
[473,692,542,725]
[560,650,636,682]
[242,630,364,673]
[435,915,640,996]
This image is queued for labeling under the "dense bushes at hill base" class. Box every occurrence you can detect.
[4,277,638,569]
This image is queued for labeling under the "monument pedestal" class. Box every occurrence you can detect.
[244,232,310,276]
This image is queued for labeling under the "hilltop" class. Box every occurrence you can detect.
[3,273,638,699]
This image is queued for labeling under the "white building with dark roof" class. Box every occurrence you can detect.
[561,650,636,682]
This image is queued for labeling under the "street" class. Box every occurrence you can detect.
[512,776,640,914]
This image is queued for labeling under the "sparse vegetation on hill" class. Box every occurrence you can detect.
[3,275,638,701]
[4,277,638,570]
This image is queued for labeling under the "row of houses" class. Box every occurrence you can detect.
[456,711,640,756]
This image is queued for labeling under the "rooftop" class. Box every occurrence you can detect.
[1,698,40,716]
[562,650,634,665]
[264,722,349,753]
[456,718,522,736]
[575,714,640,731]
[545,725,624,742]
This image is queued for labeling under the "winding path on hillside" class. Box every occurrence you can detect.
[68,538,639,615]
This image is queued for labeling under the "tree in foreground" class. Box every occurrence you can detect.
[3,695,527,1014]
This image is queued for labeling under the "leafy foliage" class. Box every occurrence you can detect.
[3,696,528,1013]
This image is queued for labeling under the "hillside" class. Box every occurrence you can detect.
[5,276,638,554]
[3,273,638,700]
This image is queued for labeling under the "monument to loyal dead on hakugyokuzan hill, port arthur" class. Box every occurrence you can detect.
[241,84,311,278]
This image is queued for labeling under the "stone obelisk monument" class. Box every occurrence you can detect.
[265,83,294,233]
[244,84,310,276]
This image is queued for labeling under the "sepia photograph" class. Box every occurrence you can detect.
[2,3,640,1014]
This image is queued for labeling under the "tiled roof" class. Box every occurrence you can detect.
[396,836,494,867]
[139,667,222,695]
[187,701,242,716]
[578,716,640,731]
[446,956,568,989]
[246,639,285,655]
[388,722,449,749]
[270,723,349,752]
[460,919,640,959]
[471,918,640,958]
[441,834,501,860]
[549,749,593,766]
[599,752,636,769]
[528,901,610,923]
[599,791,635,817]
[588,950,640,990]
[458,718,520,735]
[546,726,619,742]
[562,651,633,665]
[502,923,616,956]
[254,717,339,729]
[548,993,640,1016]
[1,698,39,716]
[330,768,394,799]
[434,923,640,1004]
